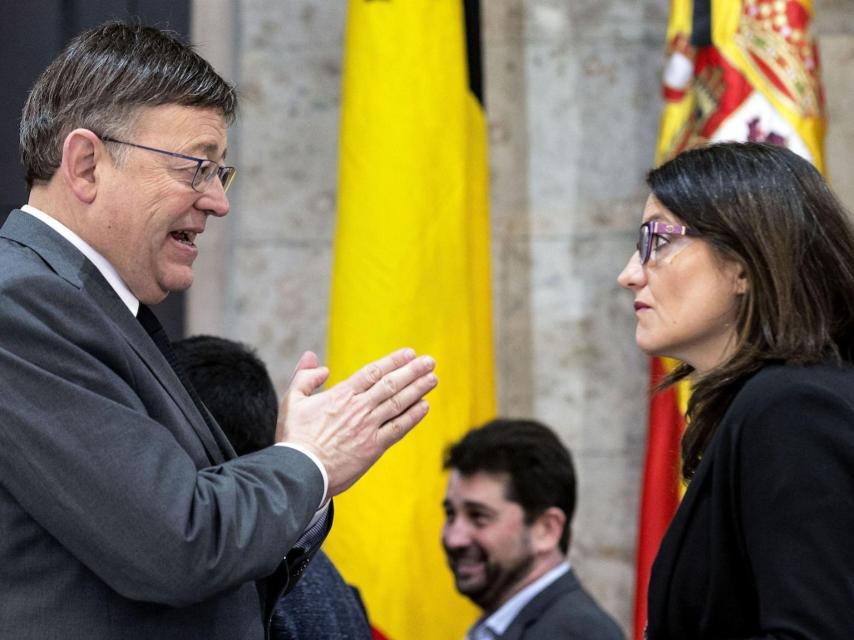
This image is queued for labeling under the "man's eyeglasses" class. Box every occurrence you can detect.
[637,220,701,265]
[101,137,237,193]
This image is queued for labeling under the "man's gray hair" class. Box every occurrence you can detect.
[20,21,237,188]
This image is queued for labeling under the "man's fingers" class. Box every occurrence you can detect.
[347,348,418,393]
[292,350,321,376]
[376,400,431,449]
[369,368,438,425]
[284,351,328,397]
[362,354,436,408]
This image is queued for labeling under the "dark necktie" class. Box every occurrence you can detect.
[136,304,227,461]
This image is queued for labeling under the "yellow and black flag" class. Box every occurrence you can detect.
[325,1,495,638]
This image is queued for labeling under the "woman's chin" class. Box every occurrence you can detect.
[635,333,662,358]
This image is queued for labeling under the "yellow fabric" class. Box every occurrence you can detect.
[324,1,495,638]
[655,0,696,165]
[712,0,825,173]
[657,0,825,172]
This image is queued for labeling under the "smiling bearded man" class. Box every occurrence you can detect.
[442,419,624,640]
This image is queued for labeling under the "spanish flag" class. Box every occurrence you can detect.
[634,2,826,638]
[324,1,495,638]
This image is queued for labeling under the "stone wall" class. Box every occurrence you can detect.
[483,2,666,626]
[189,0,854,634]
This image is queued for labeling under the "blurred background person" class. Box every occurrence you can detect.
[174,335,373,640]
[618,141,854,639]
[442,418,624,639]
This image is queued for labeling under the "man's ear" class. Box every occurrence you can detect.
[60,129,105,204]
[531,507,566,554]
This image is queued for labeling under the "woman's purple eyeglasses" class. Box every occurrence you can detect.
[637,221,701,265]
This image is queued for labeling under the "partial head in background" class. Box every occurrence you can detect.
[22,22,239,304]
[618,141,854,477]
[441,418,576,613]
[173,335,278,455]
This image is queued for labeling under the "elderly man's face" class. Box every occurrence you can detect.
[89,104,230,304]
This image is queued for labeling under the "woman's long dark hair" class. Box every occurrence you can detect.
[648,142,854,479]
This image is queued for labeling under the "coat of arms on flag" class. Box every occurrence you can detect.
[657,0,824,169]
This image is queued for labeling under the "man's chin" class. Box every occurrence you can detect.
[135,276,191,306]
[161,271,194,294]
[458,584,488,604]
[454,573,488,599]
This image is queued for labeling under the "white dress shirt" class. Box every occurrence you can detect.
[466,562,571,640]
[19,204,330,513]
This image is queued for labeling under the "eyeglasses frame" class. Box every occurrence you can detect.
[100,136,237,193]
[638,220,701,265]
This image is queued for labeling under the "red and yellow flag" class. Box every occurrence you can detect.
[635,1,825,638]
[325,2,495,639]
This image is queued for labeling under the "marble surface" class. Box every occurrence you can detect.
[482,1,664,628]
[822,34,854,209]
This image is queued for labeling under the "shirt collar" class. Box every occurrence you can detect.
[467,562,571,639]
[21,204,140,316]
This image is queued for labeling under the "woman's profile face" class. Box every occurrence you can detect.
[617,194,746,373]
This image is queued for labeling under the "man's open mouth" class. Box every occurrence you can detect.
[171,230,197,246]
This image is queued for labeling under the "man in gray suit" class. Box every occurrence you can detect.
[442,419,624,639]
[0,22,436,639]
[173,334,373,640]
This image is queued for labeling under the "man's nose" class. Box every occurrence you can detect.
[197,177,230,217]
[442,520,473,550]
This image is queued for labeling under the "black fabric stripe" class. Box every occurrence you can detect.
[464,0,484,107]
[691,0,712,47]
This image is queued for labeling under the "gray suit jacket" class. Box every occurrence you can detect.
[0,210,326,639]
[498,568,624,640]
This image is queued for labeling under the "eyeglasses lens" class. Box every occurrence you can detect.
[638,224,651,264]
[220,167,236,192]
[192,162,236,193]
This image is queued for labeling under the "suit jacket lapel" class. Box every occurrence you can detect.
[499,569,577,640]
[103,286,229,465]
[1,210,229,465]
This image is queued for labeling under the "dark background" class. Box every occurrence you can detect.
[0,0,191,336]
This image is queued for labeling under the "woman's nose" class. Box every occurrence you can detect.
[617,251,645,290]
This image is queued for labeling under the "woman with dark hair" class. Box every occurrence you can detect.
[618,141,854,639]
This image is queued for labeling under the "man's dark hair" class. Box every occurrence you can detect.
[443,418,576,554]
[173,336,277,456]
[20,21,237,188]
